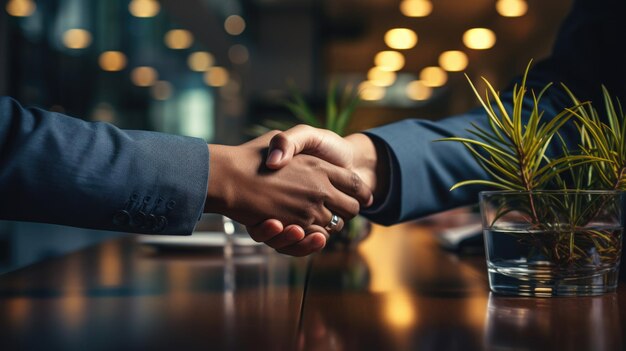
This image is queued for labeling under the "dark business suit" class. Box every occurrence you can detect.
[363,0,626,225]
[0,97,208,235]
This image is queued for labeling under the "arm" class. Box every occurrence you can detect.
[0,96,209,235]
[0,97,371,242]
[257,0,626,230]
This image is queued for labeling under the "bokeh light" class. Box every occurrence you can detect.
[406,80,432,100]
[99,51,127,72]
[224,15,246,36]
[164,29,193,49]
[399,0,432,17]
[374,51,405,72]
[368,67,397,87]
[496,0,528,17]
[204,67,229,87]
[188,51,214,72]
[131,66,158,87]
[151,81,173,100]
[62,29,92,49]
[419,66,448,87]
[228,44,249,64]
[128,0,160,18]
[384,28,418,50]
[438,50,468,72]
[6,0,36,17]
[463,28,496,50]
[359,81,386,101]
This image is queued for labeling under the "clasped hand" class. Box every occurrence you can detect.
[205,127,380,256]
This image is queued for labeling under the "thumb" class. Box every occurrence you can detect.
[266,125,349,169]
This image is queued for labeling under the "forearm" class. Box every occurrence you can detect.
[0,97,209,235]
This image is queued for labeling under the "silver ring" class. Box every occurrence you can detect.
[325,214,340,231]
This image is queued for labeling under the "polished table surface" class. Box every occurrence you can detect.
[1,220,626,350]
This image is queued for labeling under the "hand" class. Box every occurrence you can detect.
[265,125,379,191]
[204,131,373,255]
[247,125,390,256]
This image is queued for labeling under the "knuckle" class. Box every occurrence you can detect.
[298,209,317,227]
[347,201,360,218]
[351,172,362,195]
[296,124,314,133]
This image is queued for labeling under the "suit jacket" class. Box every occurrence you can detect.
[363,0,626,225]
[0,97,208,235]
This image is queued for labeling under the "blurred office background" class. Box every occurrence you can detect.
[0,0,571,273]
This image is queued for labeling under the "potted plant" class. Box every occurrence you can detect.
[441,62,624,296]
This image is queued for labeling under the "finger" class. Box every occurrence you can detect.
[324,165,373,208]
[276,233,327,257]
[312,209,345,234]
[263,225,306,249]
[267,125,348,169]
[246,219,284,242]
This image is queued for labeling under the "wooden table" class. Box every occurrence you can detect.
[1,222,626,350]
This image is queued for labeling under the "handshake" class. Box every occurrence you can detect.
[204,125,388,257]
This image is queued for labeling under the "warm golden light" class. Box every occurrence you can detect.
[98,51,127,72]
[399,0,432,17]
[406,80,432,100]
[204,66,229,87]
[496,0,528,17]
[131,66,158,87]
[228,44,249,64]
[419,66,448,87]
[384,28,418,50]
[6,0,36,17]
[151,81,173,100]
[187,51,214,71]
[438,50,468,72]
[359,81,386,101]
[62,29,92,49]
[224,15,246,36]
[374,51,405,72]
[463,28,496,50]
[164,29,193,49]
[128,0,160,18]
[368,67,397,87]
[385,289,416,329]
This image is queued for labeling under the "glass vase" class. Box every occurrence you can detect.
[479,190,623,297]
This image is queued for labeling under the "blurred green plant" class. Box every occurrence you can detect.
[251,80,361,137]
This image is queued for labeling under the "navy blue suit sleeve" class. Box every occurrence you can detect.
[0,97,209,235]
[361,0,625,225]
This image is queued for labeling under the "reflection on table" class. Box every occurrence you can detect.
[2,216,626,350]
[299,222,626,351]
[0,236,308,350]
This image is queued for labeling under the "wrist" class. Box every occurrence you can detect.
[205,144,236,215]
[346,133,378,189]
[345,133,390,203]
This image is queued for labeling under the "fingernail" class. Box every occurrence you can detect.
[267,149,283,165]
[366,194,374,207]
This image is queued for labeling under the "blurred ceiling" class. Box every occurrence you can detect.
[172,0,571,121]
[1,0,576,134]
